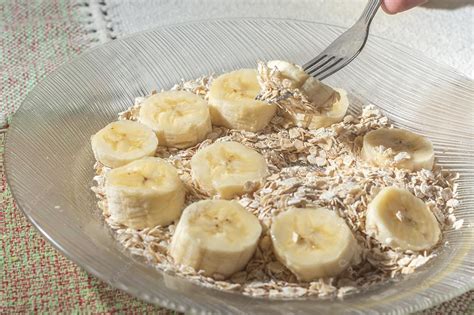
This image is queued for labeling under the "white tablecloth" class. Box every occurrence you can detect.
[97,0,473,78]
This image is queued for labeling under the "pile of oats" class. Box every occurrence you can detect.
[91,70,461,299]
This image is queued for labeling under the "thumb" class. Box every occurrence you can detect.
[382,0,428,14]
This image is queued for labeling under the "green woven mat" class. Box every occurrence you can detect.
[0,0,472,313]
[0,0,167,313]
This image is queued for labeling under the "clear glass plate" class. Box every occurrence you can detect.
[5,19,473,314]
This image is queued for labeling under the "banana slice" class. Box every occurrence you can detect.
[105,157,185,229]
[362,128,434,171]
[91,120,158,168]
[208,69,277,132]
[266,61,349,129]
[366,187,441,251]
[267,60,309,88]
[271,207,359,281]
[290,87,349,130]
[170,199,262,278]
[190,141,269,199]
[138,90,212,148]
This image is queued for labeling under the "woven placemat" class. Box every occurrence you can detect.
[0,0,165,313]
[0,0,472,313]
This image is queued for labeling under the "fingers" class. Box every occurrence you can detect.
[382,0,428,14]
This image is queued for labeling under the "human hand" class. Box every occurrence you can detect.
[382,0,428,14]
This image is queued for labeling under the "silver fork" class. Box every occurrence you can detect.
[303,0,382,80]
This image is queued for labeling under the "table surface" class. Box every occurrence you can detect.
[1,0,472,313]
[104,0,473,78]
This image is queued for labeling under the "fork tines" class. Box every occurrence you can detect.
[303,55,344,79]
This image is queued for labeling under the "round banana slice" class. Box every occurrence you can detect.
[362,128,434,171]
[366,187,441,251]
[91,120,158,168]
[105,157,185,229]
[267,60,309,88]
[208,69,277,132]
[170,199,262,278]
[288,77,349,130]
[138,90,212,148]
[265,61,349,130]
[190,141,269,199]
[271,207,359,281]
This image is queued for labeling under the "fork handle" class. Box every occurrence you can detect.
[359,0,383,25]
